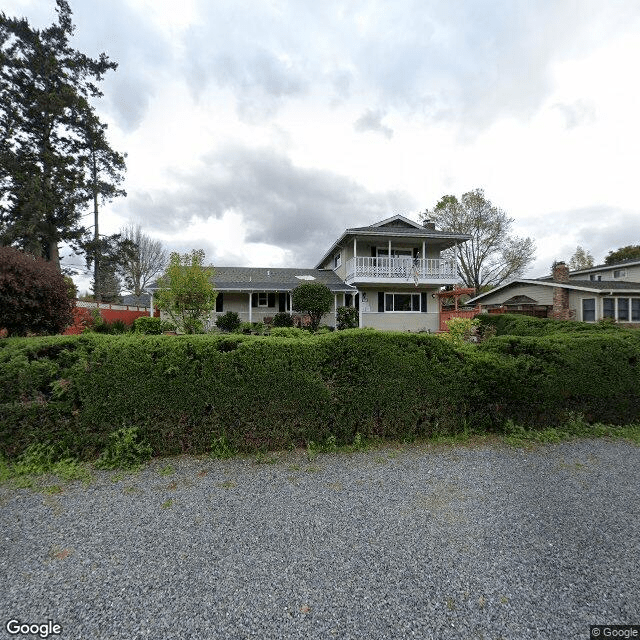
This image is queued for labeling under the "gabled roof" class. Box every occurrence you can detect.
[467,278,640,305]
[315,215,471,268]
[538,256,640,280]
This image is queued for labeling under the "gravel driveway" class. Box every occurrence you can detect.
[1,438,639,640]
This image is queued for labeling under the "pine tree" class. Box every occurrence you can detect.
[0,1,125,269]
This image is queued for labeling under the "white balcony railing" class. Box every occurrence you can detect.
[345,257,457,282]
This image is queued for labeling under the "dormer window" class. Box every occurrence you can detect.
[334,252,342,269]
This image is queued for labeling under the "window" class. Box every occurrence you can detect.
[345,293,353,307]
[618,298,629,321]
[334,252,341,269]
[633,299,640,321]
[384,292,421,312]
[582,298,595,322]
[613,269,627,278]
[603,298,615,319]
[590,274,602,282]
[215,293,224,313]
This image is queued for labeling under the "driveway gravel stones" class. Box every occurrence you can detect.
[1,438,638,639]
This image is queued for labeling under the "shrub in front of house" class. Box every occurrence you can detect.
[336,306,358,330]
[215,311,241,332]
[475,312,626,337]
[1,328,638,461]
[272,312,294,327]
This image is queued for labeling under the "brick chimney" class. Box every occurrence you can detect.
[422,219,436,230]
[552,261,570,283]
[550,261,572,319]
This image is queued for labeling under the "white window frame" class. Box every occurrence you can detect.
[613,269,627,278]
[581,297,596,322]
[603,297,640,322]
[384,291,422,312]
[257,292,269,307]
[334,251,342,269]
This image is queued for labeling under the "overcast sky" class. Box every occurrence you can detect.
[6,0,640,292]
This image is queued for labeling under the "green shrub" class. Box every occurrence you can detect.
[336,306,358,330]
[134,316,163,334]
[215,311,241,332]
[133,317,177,334]
[475,313,626,337]
[1,328,639,461]
[238,322,253,334]
[95,427,153,470]
[272,312,294,327]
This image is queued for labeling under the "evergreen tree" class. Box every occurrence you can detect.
[0,1,124,269]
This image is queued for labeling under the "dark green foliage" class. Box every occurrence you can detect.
[0,328,638,461]
[604,245,640,265]
[475,312,626,336]
[0,247,74,336]
[215,311,241,332]
[336,306,359,330]
[272,312,294,327]
[291,282,333,331]
[132,317,175,335]
[94,426,152,469]
[133,316,162,334]
[0,1,124,267]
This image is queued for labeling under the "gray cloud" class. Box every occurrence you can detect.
[127,145,416,266]
[180,0,637,132]
[354,109,394,139]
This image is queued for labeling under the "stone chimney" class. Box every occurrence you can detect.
[550,261,573,320]
[422,219,436,230]
[552,261,570,283]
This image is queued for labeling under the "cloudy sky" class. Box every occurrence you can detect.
[6,0,640,291]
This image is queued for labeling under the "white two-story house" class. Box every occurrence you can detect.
[208,215,470,332]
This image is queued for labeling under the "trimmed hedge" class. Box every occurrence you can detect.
[475,312,627,336]
[1,327,639,460]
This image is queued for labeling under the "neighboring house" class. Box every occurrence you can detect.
[205,215,470,332]
[467,259,640,326]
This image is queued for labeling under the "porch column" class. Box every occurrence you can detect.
[248,292,252,323]
[334,294,338,327]
[422,240,426,276]
[388,240,392,276]
[149,291,154,317]
[358,292,363,328]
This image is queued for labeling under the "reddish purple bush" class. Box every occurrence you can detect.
[0,247,74,337]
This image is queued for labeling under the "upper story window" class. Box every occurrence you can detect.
[590,274,602,281]
[613,269,627,278]
[334,252,342,269]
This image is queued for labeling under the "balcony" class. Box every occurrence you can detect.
[345,257,457,285]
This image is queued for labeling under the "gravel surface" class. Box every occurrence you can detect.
[1,438,639,640]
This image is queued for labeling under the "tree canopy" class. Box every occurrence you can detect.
[291,282,333,331]
[422,189,535,290]
[568,245,594,271]
[120,224,168,297]
[604,245,640,265]
[0,0,125,269]
[0,246,74,336]
[154,249,217,334]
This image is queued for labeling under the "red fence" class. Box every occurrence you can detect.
[64,301,159,335]
[439,307,481,332]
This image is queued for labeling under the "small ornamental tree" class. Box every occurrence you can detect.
[291,282,333,331]
[154,249,217,334]
[0,247,75,336]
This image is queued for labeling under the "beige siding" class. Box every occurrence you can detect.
[361,312,439,332]
[570,263,640,282]
[478,284,554,307]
